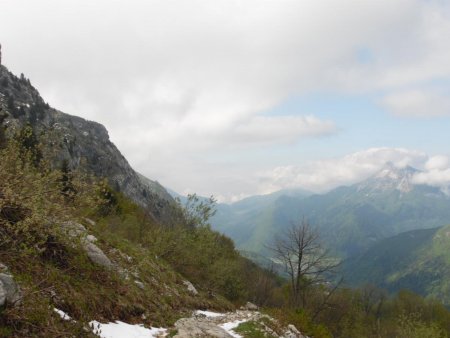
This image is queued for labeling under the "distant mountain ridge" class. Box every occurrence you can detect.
[0,64,176,224]
[357,163,418,194]
[211,164,450,258]
[342,224,450,305]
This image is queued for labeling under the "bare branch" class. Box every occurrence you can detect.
[268,217,337,307]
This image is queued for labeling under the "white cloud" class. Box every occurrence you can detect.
[413,169,450,187]
[381,89,450,117]
[412,155,450,189]
[227,115,336,146]
[257,148,429,194]
[1,0,450,199]
[425,155,450,170]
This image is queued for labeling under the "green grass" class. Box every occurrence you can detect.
[0,221,233,337]
[234,320,276,338]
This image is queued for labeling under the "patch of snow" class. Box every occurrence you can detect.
[375,168,398,180]
[54,308,71,321]
[90,320,166,338]
[195,310,225,318]
[220,319,247,338]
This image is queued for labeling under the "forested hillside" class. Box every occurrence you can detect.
[212,165,450,258]
[343,224,450,305]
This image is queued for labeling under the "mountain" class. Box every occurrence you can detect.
[356,162,417,193]
[211,188,312,253]
[341,224,450,305]
[211,164,450,257]
[0,64,176,224]
[3,52,450,338]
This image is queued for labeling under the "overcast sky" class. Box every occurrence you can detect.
[1,0,450,202]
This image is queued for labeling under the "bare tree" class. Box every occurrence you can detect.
[359,283,386,317]
[269,218,338,307]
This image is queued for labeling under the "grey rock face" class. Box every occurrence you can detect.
[0,65,176,225]
[0,273,22,306]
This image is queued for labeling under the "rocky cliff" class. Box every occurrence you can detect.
[0,64,175,224]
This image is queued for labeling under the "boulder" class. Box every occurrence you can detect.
[61,221,113,269]
[174,318,233,338]
[243,301,259,311]
[0,280,6,307]
[183,280,198,296]
[84,242,113,269]
[83,218,96,227]
[284,324,306,338]
[86,234,97,243]
[134,280,145,290]
[0,263,8,272]
[61,221,87,237]
[0,273,22,306]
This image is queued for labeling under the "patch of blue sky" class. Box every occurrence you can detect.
[355,47,374,64]
[260,92,450,159]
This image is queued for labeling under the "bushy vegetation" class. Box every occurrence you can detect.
[266,285,450,338]
[96,192,282,304]
[2,124,450,338]
[0,128,233,337]
[0,131,95,252]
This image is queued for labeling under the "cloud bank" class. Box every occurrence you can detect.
[258,148,450,196]
[1,0,450,199]
[382,89,450,117]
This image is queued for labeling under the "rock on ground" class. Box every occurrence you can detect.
[0,272,22,306]
[61,221,113,269]
[171,309,307,338]
[174,317,233,338]
[84,242,113,269]
[183,280,198,296]
[242,301,259,311]
[0,280,6,306]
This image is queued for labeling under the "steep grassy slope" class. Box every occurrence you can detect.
[342,224,450,305]
[0,65,280,337]
[0,139,234,337]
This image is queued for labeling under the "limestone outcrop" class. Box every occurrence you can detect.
[0,64,176,225]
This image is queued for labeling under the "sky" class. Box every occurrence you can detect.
[1,0,450,202]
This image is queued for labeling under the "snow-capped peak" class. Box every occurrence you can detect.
[358,163,419,193]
